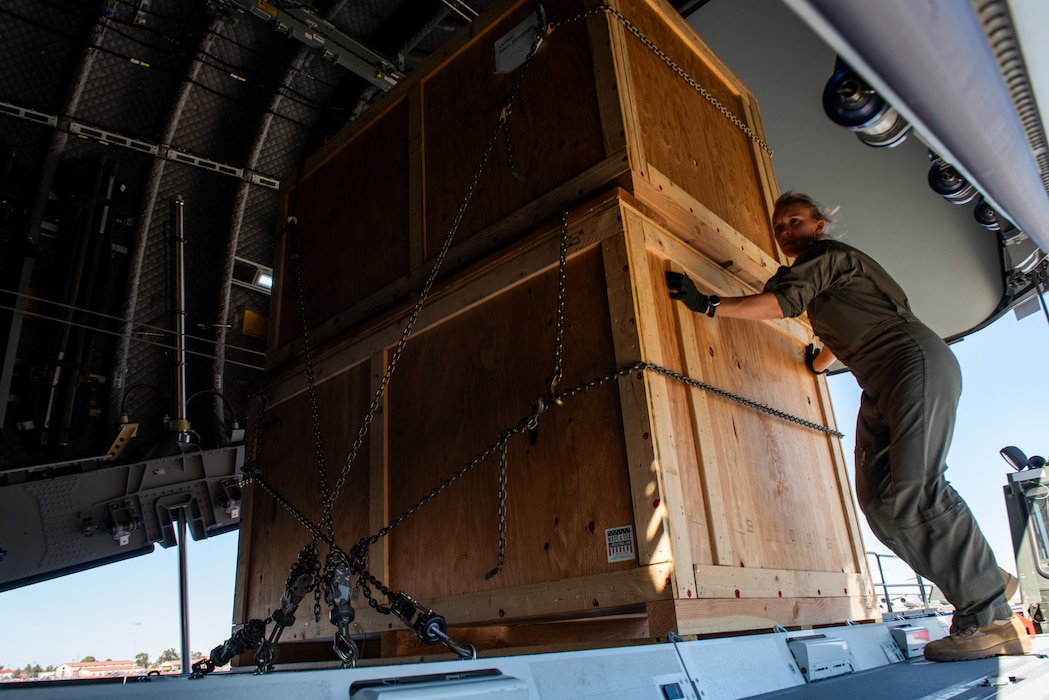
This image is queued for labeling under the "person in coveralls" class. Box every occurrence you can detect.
[666,191,1031,661]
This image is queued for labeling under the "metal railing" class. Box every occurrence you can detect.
[867,551,939,617]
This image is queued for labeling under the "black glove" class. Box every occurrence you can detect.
[805,344,827,375]
[666,271,711,315]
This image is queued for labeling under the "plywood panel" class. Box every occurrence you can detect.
[276,99,411,346]
[421,0,606,258]
[683,310,851,572]
[385,246,636,599]
[241,364,372,629]
[616,0,773,256]
[636,224,855,574]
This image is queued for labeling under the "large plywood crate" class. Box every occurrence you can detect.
[235,190,877,660]
[269,0,781,369]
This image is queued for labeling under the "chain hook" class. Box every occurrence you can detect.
[527,395,547,431]
[254,638,279,675]
[333,630,359,668]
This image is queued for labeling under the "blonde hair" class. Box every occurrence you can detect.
[775,191,841,239]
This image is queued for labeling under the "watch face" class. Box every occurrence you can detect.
[708,295,721,306]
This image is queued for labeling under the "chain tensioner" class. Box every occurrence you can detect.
[388,591,477,660]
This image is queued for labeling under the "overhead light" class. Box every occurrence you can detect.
[973,198,1001,232]
[927,155,977,205]
[253,271,273,290]
[822,57,911,149]
[233,257,273,295]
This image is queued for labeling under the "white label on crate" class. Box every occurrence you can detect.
[605,525,635,563]
[494,6,545,74]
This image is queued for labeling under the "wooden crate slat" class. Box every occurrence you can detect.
[614,0,772,256]
[647,595,879,639]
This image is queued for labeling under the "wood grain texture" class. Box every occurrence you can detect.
[647,594,879,638]
[615,0,773,256]
[240,363,372,639]
[421,0,606,259]
[276,98,411,347]
[385,246,636,599]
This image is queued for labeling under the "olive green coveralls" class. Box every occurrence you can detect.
[764,240,1010,630]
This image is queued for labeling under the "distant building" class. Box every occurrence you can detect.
[0,669,16,681]
[54,660,138,678]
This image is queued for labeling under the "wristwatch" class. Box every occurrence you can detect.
[706,295,721,317]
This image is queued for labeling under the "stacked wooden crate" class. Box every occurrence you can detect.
[234,0,878,662]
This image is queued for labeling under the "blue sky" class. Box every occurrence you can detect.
[828,308,1049,590]
[0,306,1046,671]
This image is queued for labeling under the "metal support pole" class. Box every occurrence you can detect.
[172,196,190,443]
[177,514,191,673]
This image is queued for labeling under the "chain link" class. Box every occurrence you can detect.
[485,438,510,579]
[549,211,569,399]
[548,6,774,156]
[285,217,337,619]
[240,392,268,485]
[285,218,336,540]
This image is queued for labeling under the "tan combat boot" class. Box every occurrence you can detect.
[923,615,1032,662]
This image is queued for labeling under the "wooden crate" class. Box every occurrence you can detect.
[235,190,877,660]
[269,0,780,368]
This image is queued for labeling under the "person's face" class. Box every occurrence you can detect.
[773,202,825,258]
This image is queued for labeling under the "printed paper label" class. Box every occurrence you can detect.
[494,7,545,74]
[606,525,635,563]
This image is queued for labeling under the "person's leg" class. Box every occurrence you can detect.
[878,328,1008,627]
[853,326,1026,660]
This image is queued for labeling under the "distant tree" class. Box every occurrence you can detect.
[45,665,54,672]
[80,656,96,663]
[23,663,42,678]
[191,650,204,660]
[134,652,149,670]
[157,648,180,664]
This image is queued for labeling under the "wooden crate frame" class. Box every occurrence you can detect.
[268,0,782,371]
[235,190,877,660]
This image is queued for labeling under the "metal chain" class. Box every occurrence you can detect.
[502,105,525,183]
[485,437,510,580]
[284,218,335,619]
[549,211,569,399]
[547,6,774,156]
[554,361,844,438]
[285,218,336,542]
[311,540,323,623]
[318,6,549,524]
[240,391,269,485]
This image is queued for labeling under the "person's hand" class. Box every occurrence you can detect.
[805,344,827,374]
[666,272,711,315]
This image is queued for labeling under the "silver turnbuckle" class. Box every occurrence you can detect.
[389,591,477,660]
